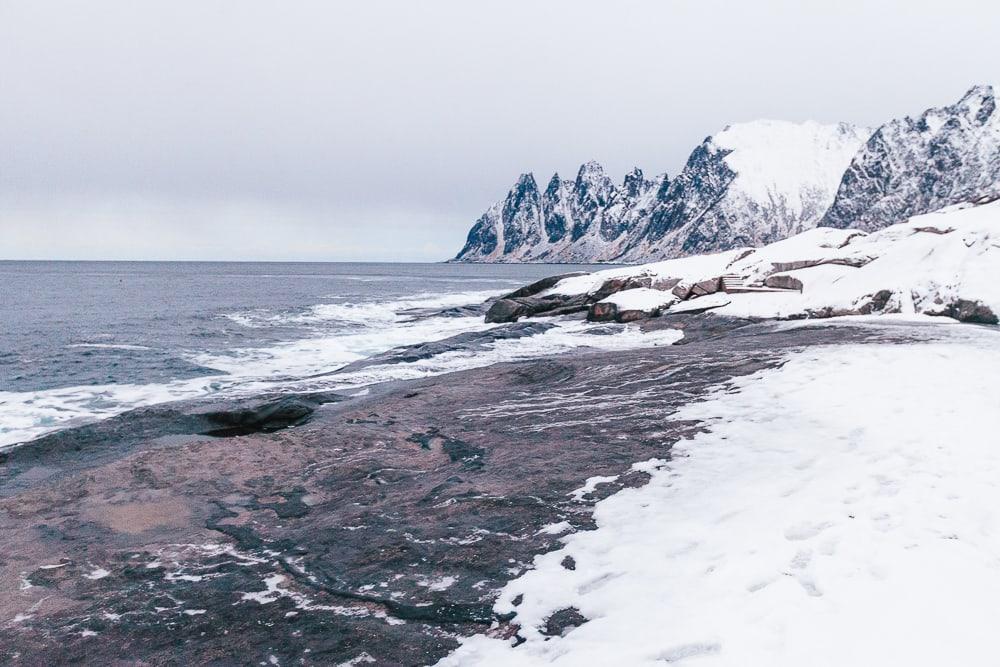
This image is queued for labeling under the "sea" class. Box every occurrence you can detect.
[0,261,680,450]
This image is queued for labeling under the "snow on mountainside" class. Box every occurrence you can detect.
[820,84,1000,232]
[618,120,869,261]
[454,121,868,263]
[454,84,1000,264]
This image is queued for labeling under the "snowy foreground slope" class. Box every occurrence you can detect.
[541,198,1000,325]
[439,323,1000,666]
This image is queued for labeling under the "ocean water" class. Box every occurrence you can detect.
[0,261,682,450]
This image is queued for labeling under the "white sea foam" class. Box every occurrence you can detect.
[220,290,501,328]
[66,343,153,351]
[0,289,683,450]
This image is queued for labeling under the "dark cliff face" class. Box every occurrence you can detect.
[570,161,615,241]
[458,212,499,258]
[639,142,737,245]
[542,174,569,243]
[501,174,542,254]
[821,85,1000,231]
[598,168,655,242]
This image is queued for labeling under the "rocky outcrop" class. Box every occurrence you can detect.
[501,272,588,299]
[485,294,590,323]
[671,277,723,300]
[922,298,998,325]
[764,274,803,291]
[587,302,620,322]
[488,274,681,324]
[820,85,1000,231]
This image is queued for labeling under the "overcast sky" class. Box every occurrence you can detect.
[2,0,998,261]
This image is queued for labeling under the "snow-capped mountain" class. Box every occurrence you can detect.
[454,162,665,263]
[454,85,1000,263]
[820,84,1000,231]
[454,121,868,263]
[618,120,869,261]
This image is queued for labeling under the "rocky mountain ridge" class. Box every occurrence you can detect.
[454,85,999,263]
[820,84,1000,231]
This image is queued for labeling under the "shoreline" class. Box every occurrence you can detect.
[0,314,919,665]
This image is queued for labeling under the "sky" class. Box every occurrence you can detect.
[1,0,998,262]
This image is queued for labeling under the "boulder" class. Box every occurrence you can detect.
[617,309,655,322]
[672,276,722,300]
[590,275,652,302]
[501,272,588,299]
[541,303,591,318]
[690,276,723,297]
[770,256,871,273]
[587,302,619,322]
[485,294,589,323]
[485,299,531,323]
[541,607,588,637]
[926,299,998,324]
[651,276,682,291]
[764,274,803,291]
[857,289,896,315]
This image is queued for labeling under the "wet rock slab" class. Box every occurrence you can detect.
[0,316,902,665]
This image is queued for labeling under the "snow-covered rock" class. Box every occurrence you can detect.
[537,199,1000,324]
[821,84,1000,232]
[588,288,678,323]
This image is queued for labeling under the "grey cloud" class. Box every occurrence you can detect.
[2,0,998,260]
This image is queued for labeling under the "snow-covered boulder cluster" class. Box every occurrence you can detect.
[489,199,1000,325]
[455,84,1000,264]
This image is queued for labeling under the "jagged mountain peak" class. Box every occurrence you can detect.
[622,167,646,197]
[455,85,1000,263]
[956,83,995,115]
[820,84,1000,231]
[576,159,607,177]
[574,161,613,195]
[513,172,539,191]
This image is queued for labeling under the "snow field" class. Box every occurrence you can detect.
[442,325,1000,666]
